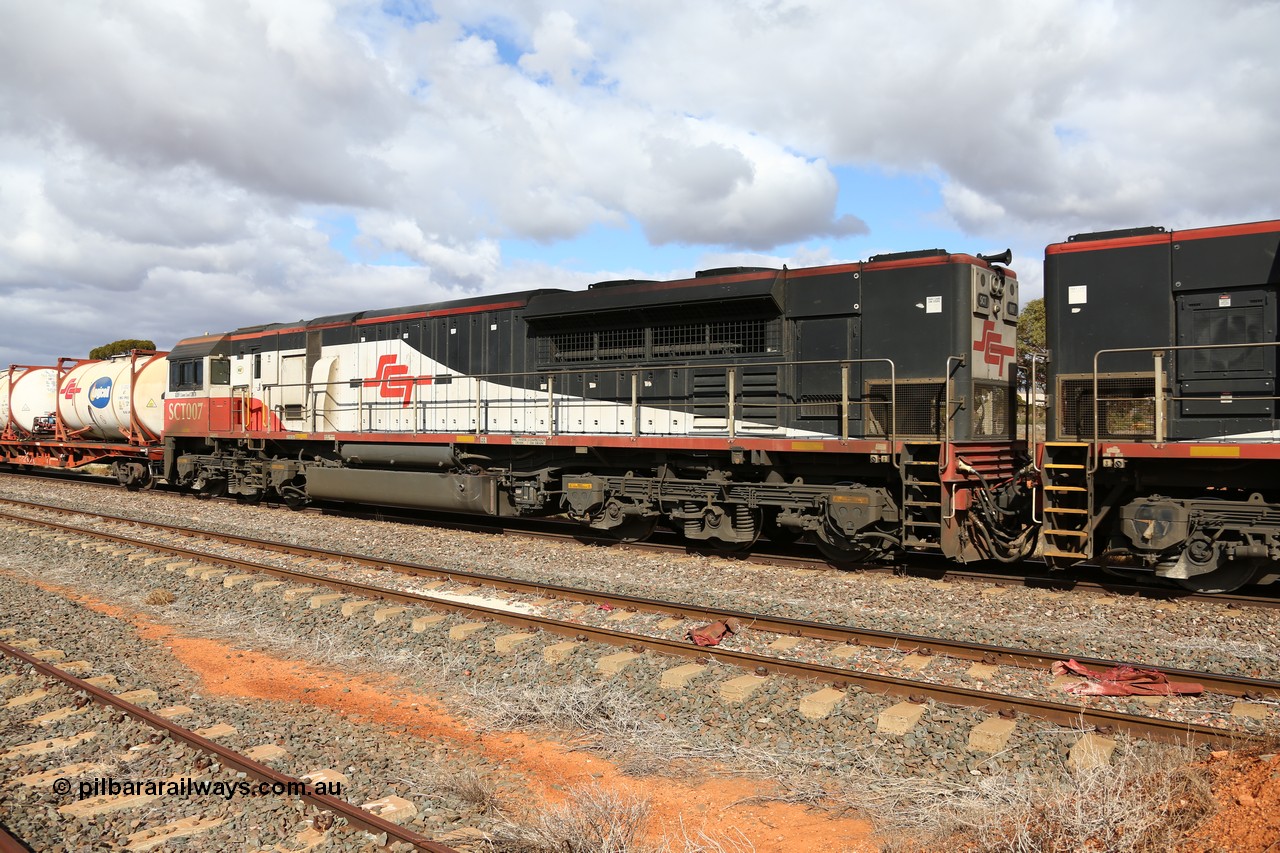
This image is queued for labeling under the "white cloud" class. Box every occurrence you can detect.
[519,10,594,85]
[0,0,1274,366]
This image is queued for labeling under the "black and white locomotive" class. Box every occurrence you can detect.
[160,250,1029,565]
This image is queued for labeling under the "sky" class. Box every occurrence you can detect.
[1,0,1277,365]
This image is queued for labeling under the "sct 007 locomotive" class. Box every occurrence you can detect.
[160,250,1029,565]
[4,218,1280,593]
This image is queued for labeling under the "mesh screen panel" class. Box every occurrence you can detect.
[597,328,645,361]
[1057,374,1158,440]
[541,330,595,363]
[972,381,1012,437]
[866,381,946,438]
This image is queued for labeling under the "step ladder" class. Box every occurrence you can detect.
[1040,442,1093,562]
[900,442,943,550]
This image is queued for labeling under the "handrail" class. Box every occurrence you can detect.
[1027,352,1044,453]
[941,355,965,521]
[1090,340,1280,472]
[256,356,907,443]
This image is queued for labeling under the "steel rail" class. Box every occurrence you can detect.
[5,473,1278,610]
[0,509,1269,748]
[0,501,1275,700]
[0,824,28,853]
[0,641,453,852]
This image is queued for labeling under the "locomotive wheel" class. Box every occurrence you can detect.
[603,515,658,543]
[813,532,878,565]
[1175,559,1262,594]
[197,480,227,500]
[1101,565,1155,584]
[278,476,309,511]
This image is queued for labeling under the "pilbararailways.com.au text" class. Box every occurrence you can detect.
[54,777,342,801]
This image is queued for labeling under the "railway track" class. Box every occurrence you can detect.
[0,639,453,851]
[2,496,1275,750]
[5,468,1278,609]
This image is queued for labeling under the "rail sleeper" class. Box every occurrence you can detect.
[798,687,845,719]
[660,663,708,690]
[967,715,1018,753]
[1069,733,1116,771]
[877,701,926,735]
[720,674,770,703]
[124,815,228,852]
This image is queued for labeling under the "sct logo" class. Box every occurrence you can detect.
[973,320,1016,377]
[367,355,431,407]
[62,379,82,400]
[88,377,114,409]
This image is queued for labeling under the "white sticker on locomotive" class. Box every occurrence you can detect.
[1219,294,1231,307]
[1068,285,1088,304]
[926,296,942,314]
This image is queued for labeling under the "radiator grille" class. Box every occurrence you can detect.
[1183,305,1267,377]
[537,319,778,364]
[800,395,840,419]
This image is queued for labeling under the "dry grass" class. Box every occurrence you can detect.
[143,587,176,605]
[471,678,654,741]
[861,739,1214,853]
[439,767,499,812]
[486,785,652,853]
[485,783,756,853]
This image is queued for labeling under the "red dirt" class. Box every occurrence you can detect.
[17,573,1280,851]
[23,579,878,851]
[1179,750,1280,852]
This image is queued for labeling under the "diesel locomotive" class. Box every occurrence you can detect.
[4,217,1280,593]
[157,250,1029,565]
[1041,219,1280,592]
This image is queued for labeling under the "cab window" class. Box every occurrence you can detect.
[169,359,204,391]
[210,358,231,386]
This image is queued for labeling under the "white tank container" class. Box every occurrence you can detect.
[57,354,168,441]
[3,367,58,434]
